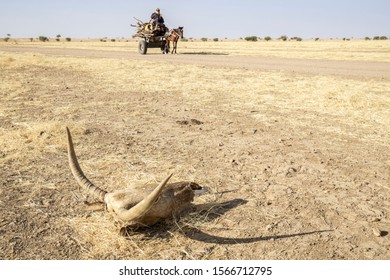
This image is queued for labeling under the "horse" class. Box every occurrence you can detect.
[164,27,184,54]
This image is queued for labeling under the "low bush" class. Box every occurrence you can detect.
[291,37,303,41]
[39,36,49,42]
[278,35,288,41]
[244,36,258,42]
[373,36,388,40]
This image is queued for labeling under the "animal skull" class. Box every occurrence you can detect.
[66,127,204,230]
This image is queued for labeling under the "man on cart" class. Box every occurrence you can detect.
[150,8,167,34]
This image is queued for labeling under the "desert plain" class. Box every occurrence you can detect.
[0,39,389,259]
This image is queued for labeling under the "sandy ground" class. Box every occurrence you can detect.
[0,41,389,260]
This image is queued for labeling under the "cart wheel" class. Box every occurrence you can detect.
[138,40,147,54]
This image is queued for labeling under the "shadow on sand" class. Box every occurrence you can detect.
[180,52,229,56]
[127,198,332,244]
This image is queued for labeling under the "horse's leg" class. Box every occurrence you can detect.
[165,39,170,54]
[172,40,177,54]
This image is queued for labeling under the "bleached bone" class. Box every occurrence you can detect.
[66,127,204,230]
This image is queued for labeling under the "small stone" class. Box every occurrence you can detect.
[371,217,381,222]
[372,228,383,237]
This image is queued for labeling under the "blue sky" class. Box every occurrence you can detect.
[1,0,389,39]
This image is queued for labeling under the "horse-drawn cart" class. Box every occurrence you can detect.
[132,17,183,55]
[132,17,168,55]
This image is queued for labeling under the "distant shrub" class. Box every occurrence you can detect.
[373,36,388,40]
[315,38,320,41]
[264,36,272,41]
[39,36,49,42]
[111,39,116,42]
[4,34,11,42]
[291,37,302,41]
[213,38,219,42]
[65,37,71,42]
[278,35,288,41]
[365,37,371,40]
[244,36,258,42]
[201,38,208,42]
[181,38,188,42]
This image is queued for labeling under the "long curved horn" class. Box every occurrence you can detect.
[66,127,107,201]
[117,173,173,222]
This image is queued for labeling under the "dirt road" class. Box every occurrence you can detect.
[1,45,390,80]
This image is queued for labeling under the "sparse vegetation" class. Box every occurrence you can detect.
[291,37,303,41]
[39,36,49,42]
[213,38,219,42]
[264,36,272,41]
[201,38,208,42]
[4,34,11,42]
[373,36,388,40]
[244,36,258,42]
[279,35,288,41]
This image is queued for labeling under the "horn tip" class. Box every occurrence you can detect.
[166,173,174,181]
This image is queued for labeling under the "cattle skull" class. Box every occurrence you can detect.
[66,127,204,230]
